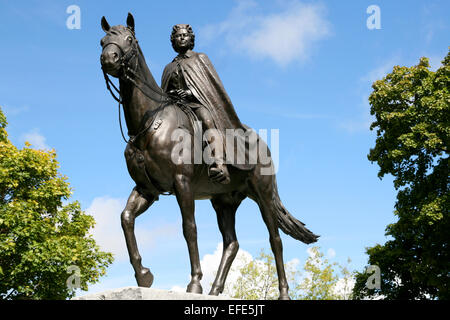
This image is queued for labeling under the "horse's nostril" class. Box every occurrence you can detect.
[110,52,119,62]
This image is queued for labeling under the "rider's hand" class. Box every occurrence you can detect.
[176,89,192,99]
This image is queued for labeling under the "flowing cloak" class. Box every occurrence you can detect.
[161,51,256,170]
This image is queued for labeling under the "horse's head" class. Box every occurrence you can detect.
[100,13,137,78]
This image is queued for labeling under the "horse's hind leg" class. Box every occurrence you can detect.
[209,192,245,296]
[121,186,155,287]
[248,174,291,300]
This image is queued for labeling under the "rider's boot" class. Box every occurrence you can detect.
[195,107,231,184]
[205,132,230,185]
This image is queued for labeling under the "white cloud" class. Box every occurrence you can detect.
[197,242,253,296]
[306,246,317,258]
[327,248,336,259]
[21,129,50,150]
[86,196,178,262]
[200,0,331,66]
[332,275,355,299]
[169,285,186,293]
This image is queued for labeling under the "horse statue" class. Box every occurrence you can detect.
[99,13,318,300]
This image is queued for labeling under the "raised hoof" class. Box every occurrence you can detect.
[187,282,203,294]
[135,268,154,288]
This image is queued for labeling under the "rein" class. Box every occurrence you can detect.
[102,68,129,144]
[101,39,175,145]
[101,36,174,197]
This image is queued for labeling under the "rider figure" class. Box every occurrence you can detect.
[162,24,251,184]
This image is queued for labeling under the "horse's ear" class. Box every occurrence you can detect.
[127,12,135,33]
[101,16,110,33]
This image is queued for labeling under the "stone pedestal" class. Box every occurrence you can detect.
[72,286,234,300]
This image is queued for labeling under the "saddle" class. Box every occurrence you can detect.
[174,101,258,171]
[125,101,259,199]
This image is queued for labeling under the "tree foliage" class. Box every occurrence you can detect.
[229,249,296,300]
[353,50,449,300]
[292,247,353,300]
[228,247,354,300]
[0,107,113,299]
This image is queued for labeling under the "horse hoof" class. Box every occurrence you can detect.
[208,286,222,296]
[278,294,291,300]
[135,268,154,287]
[187,282,203,294]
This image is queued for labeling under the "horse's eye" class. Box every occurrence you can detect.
[127,36,133,43]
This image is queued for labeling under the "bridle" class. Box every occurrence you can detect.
[101,30,177,197]
[101,31,175,144]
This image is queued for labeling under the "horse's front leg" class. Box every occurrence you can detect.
[121,186,155,287]
[174,173,203,294]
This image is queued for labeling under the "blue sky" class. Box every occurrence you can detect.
[1,0,448,296]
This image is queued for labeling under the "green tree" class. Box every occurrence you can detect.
[0,107,113,299]
[353,50,449,300]
[230,249,297,300]
[228,247,354,300]
[293,247,353,300]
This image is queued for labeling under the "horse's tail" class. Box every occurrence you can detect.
[272,178,319,244]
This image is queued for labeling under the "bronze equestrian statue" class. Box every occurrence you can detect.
[99,13,318,300]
